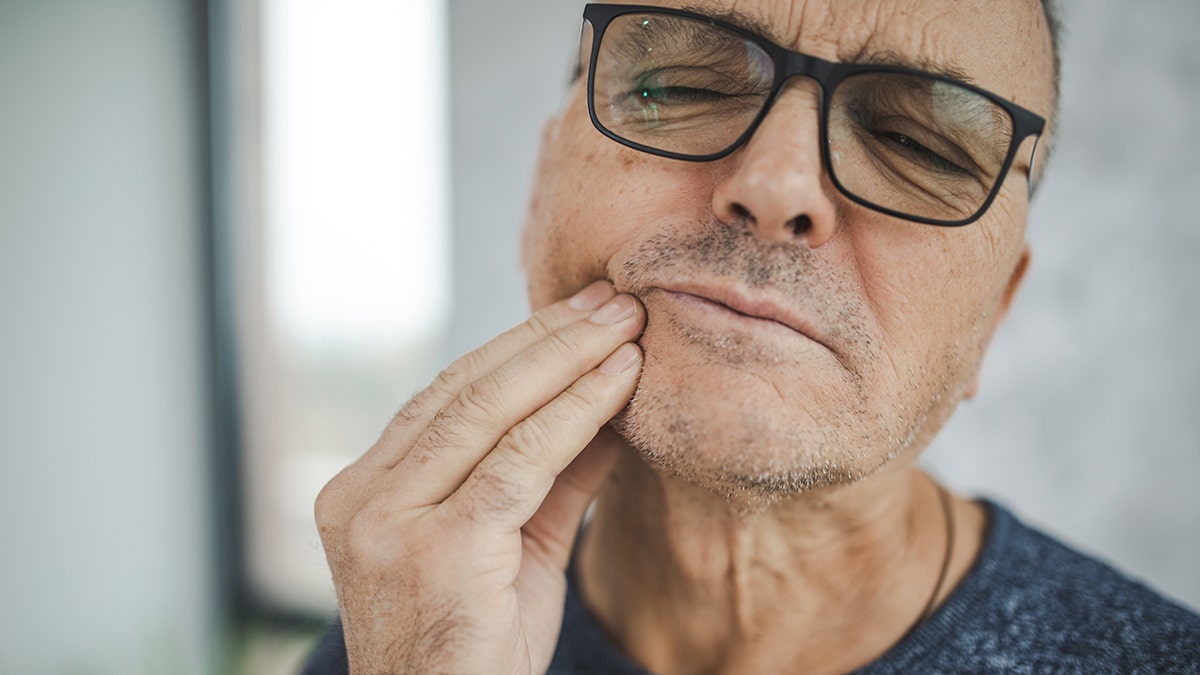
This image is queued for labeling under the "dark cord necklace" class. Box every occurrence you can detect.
[915,482,956,627]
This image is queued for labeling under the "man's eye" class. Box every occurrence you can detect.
[626,64,759,103]
[876,131,971,176]
[636,85,733,105]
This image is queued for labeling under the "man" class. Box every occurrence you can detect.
[305,0,1200,672]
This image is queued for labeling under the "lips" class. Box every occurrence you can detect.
[654,280,825,346]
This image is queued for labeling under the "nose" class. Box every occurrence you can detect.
[711,82,839,248]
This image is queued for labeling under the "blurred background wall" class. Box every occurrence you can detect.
[0,1,217,673]
[0,0,1195,673]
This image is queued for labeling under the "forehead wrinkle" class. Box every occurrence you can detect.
[679,2,777,43]
[679,0,848,56]
[675,1,977,87]
[825,3,981,86]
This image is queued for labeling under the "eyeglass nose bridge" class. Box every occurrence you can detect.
[769,50,840,104]
[727,50,838,167]
[739,51,841,150]
[781,50,839,85]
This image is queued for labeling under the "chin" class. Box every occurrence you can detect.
[609,353,891,510]
[608,323,974,510]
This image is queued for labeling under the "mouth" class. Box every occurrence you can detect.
[649,280,828,349]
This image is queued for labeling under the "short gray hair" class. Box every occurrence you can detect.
[1037,0,1064,186]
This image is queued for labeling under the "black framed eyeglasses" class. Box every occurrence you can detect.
[581,3,1046,227]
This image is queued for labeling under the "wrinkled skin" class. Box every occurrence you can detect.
[316,0,1056,673]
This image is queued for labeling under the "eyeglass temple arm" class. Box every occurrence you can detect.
[1026,135,1041,196]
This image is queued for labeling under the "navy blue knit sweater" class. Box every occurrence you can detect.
[303,501,1200,673]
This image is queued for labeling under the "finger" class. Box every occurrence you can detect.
[394,294,645,506]
[357,280,618,470]
[521,426,624,570]
[445,341,642,531]
[318,282,621,531]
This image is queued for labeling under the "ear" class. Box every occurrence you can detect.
[962,243,1031,400]
[519,116,563,272]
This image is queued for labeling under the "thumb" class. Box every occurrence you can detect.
[522,426,624,569]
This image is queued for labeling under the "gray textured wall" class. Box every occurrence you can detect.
[448,0,1200,611]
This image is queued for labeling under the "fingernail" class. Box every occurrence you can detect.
[599,343,640,374]
[568,281,614,311]
[588,294,636,325]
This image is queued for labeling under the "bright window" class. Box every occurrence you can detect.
[240,0,449,614]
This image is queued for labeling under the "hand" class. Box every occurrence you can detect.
[314,280,645,675]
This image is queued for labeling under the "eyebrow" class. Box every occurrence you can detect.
[854,49,978,88]
[678,4,979,88]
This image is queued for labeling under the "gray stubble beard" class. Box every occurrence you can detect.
[604,219,978,509]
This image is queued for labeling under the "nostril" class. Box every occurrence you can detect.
[788,214,812,235]
[726,203,814,240]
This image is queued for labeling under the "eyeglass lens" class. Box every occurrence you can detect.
[590,12,1018,224]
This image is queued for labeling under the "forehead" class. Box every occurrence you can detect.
[616,0,1054,118]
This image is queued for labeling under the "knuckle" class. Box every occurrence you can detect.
[435,351,481,394]
[391,388,433,427]
[458,463,528,523]
[384,380,453,442]
[342,510,381,556]
[416,375,509,456]
[553,383,602,422]
[502,418,557,469]
[419,409,458,453]
[314,470,351,534]
[524,309,559,340]
[456,376,507,423]
[544,329,587,363]
[342,503,419,570]
[320,480,447,572]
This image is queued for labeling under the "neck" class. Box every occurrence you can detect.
[577,448,984,675]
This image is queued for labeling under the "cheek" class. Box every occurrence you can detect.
[524,112,721,308]
[524,210,601,310]
[854,219,1019,385]
[523,123,611,308]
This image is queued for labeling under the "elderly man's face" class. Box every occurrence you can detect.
[522,0,1055,501]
